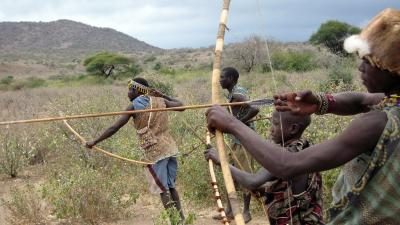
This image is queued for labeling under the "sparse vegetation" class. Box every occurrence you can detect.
[3,184,47,225]
[0,130,28,178]
[269,50,316,72]
[154,208,196,225]
[319,58,356,92]
[0,39,363,225]
[42,164,139,224]
[0,76,14,85]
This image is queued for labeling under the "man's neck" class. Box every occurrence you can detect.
[227,83,237,93]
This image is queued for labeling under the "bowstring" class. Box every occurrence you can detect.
[255,1,293,224]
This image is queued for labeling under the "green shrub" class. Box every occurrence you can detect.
[319,59,355,92]
[160,67,176,75]
[120,63,143,78]
[0,75,14,85]
[42,164,139,224]
[144,55,157,63]
[153,62,162,71]
[25,77,47,88]
[4,77,47,90]
[269,50,316,72]
[328,62,354,85]
[148,79,175,97]
[0,131,28,178]
[153,208,196,225]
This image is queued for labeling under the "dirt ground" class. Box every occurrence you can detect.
[0,165,267,225]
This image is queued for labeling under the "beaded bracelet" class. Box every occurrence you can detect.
[315,93,328,115]
[315,93,335,115]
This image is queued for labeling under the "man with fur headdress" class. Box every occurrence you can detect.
[206,8,400,224]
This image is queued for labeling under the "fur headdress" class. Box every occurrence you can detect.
[344,8,400,75]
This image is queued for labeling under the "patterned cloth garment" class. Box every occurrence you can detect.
[226,84,256,144]
[328,105,400,225]
[262,139,324,225]
[132,96,178,162]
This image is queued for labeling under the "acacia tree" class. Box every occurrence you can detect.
[309,20,361,56]
[83,52,142,78]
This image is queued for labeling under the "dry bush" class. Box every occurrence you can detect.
[0,129,29,178]
[42,164,139,225]
[224,35,268,73]
[3,184,47,225]
[32,86,142,224]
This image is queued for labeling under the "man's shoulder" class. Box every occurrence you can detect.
[233,85,248,94]
[134,95,150,101]
[353,110,388,130]
[229,85,249,101]
[133,95,150,110]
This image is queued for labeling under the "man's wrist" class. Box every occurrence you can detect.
[315,93,335,115]
[229,117,244,137]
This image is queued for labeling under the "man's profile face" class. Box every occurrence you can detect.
[269,113,290,144]
[358,59,397,94]
[219,72,232,89]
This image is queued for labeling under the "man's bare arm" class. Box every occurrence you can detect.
[230,167,275,191]
[86,105,133,147]
[274,91,384,116]
[231,93,259,122]
[205,148,274,190]
[164,97,184,110]
[150,89,184,111]
[206,105,387,178]
[330,92,385,115]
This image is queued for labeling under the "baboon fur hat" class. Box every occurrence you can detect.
[344,8,400,75]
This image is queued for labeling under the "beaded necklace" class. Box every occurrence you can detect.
[376,94,400,109]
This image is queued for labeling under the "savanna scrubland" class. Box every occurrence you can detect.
[0,38,364,224]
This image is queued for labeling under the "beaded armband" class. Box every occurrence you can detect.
[315,93,335,115]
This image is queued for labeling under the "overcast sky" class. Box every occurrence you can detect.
[1,0,399,49]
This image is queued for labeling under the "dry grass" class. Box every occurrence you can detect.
[0,40,365,224]
[3,184,47,225]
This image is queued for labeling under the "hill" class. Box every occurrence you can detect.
[0,19,160,61]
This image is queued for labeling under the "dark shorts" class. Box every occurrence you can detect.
[146,156,178,193]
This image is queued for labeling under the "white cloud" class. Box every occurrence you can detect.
[0,0,399,48]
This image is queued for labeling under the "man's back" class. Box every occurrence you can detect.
[133,96,178,162]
